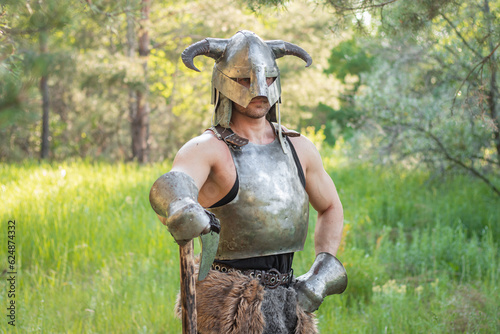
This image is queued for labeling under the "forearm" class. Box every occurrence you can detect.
[314,203,343,256]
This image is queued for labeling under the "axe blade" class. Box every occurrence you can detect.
[198,231,220,281]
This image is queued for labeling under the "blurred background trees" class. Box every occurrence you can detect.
[1,0,499,194]
[0,0,339,161]
[322,0,500,195]
[248,0,500,194]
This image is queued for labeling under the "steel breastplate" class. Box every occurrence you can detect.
[208,137,309,260]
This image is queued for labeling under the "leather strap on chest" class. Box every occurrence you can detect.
[210,123,300,149]
[210,125,249,149]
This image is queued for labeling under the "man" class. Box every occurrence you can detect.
[152,30,347,334]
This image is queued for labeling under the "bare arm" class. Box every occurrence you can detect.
[154,133,215,227]
[308,170,343,256]
[170,133,216,190]
[292,136,344,256]
[155,132,233,225]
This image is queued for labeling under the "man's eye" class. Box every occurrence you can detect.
[239,78,250,83]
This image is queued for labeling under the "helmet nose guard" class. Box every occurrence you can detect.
[181,30,312,108]
[250,65,268,99]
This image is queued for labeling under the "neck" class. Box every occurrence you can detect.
[230,113,275,145]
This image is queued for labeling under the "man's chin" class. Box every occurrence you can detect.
[246,113,266,119]
[248,106,271,118]
[232,101,271,119]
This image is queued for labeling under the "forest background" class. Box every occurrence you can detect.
[0,0,499,332]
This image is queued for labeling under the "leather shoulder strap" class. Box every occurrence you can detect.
[271,123,301,137]
[209,125,249,148]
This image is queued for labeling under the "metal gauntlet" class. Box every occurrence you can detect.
[149,171,210,245]
[295,252,348,313]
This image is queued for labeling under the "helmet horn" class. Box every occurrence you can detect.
[181,38,228,72]
[265,41,312,67]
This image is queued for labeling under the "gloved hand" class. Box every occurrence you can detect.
[150,171,215,245]
[294,252,347,313]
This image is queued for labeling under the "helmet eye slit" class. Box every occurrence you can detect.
[231,77,275,88]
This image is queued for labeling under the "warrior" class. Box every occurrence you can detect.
[150,30,347,334]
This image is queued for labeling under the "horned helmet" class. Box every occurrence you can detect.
[181,30,312,130]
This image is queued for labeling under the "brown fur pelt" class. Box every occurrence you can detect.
[174,267,318,334]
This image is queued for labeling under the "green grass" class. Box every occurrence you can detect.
[0,160,498,333]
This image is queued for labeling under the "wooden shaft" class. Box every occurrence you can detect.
[179,240,197,334]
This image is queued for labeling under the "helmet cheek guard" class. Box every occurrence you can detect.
[212,66,281,108]
[264,75,281,107]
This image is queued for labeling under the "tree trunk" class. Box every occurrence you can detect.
[40,29,50,160]
[490,53,499,161]
[128,0,150,163]
[126,6,139,161]
[135,0,150,163]
[484,0,499,161]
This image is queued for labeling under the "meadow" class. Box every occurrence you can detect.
[0,156,498,333]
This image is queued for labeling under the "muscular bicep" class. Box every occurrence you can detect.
[306,165,340,213]
[299,139,341,214]
[306,167,341,213]
[290,135,343,255]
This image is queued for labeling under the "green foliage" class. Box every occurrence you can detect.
[316,38,372,145]
[325,38,373,83]
[0,0,81,160]
[317,0,500,195]
[2,0,340,162]
[300,102,359,146]
[244,0,290,12]
[0,56,25,126]
[377,223,498,282]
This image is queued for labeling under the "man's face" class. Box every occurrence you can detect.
[232,77,275,119]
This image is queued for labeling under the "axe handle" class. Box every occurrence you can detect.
[179,240,197,334]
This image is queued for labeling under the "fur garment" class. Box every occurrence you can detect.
[175,269,318,334]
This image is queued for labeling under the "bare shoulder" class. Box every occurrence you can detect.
[171,130,233,189]
[283,126,320,158]
[288,132,318,153]
[281,126,323,177]
[174,130,230,165]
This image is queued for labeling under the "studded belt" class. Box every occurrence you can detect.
[211,262,293,289]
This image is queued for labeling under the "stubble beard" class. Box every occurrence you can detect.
[233,98,271,119]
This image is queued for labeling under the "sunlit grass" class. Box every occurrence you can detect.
[0,161,182,332]
[0,160,498,333]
